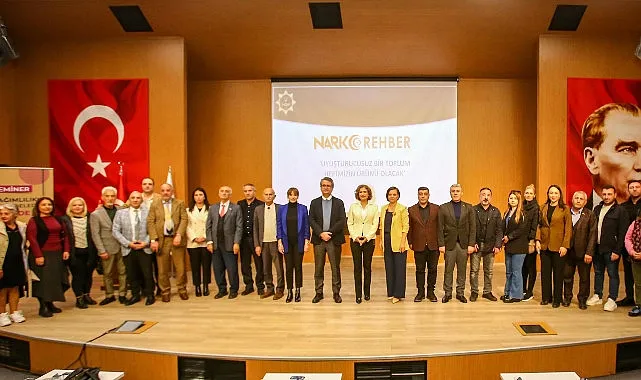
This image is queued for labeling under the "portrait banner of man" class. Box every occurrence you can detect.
[567,78,641,210]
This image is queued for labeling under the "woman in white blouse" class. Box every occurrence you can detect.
[186,187,211,297]
[347,184,379,303]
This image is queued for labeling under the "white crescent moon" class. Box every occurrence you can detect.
[73,105,125,153]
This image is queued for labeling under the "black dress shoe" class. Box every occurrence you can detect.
[228,291,238,299]
[286,290,293,303]
[100,295,116,306]
[482,293,498,302]
[39,306,53,318]
[295,288,301,303]
[540,300,550,306]
[427,293,438,302]
[145,296,155,306]
[241,287,255,296]
[257,288,265,296]
[617,297,636,307]
[195,286,202,297]
[470,293,478,302]
[364,294,371,301]
[333,293,342,303]
[579,301,587,310]
[502,297,511,303]
[562,300,571,307]
[312,293,324,303]
[76,297,88,309]
[442,295,452,303]
[125,297,141,306]
[47,302,62,313]
[628,305,641,317]
[118,296,127,304]
[552,302,560,308]
[356,297,362,304]
[214,291,228,299]
[203,285,210,296]
[414,293,425,302]
[83,294,97,305]
[456,295,468,303]
[507,298,522,303]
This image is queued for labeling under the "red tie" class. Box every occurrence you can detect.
[219,204,226,217]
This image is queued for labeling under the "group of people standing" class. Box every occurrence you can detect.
[0,176,640,326]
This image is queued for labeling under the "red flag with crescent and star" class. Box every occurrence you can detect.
[48,79,149,213]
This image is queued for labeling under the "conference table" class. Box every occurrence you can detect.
[262,374,342,380]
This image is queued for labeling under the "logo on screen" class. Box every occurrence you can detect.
[313,135,410,150]
[275,90,296,115]
[0,185,33,193]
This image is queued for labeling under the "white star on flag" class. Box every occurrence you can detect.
[87,154,111,178]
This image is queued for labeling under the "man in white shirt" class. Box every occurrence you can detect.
[253,188,284,300]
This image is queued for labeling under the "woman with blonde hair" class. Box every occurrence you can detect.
[501,191,529,303]
[522,184,540,301]
[61,197,98,309]
[380,187,409,304]
[0,203,28,326]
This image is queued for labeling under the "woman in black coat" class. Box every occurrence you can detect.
[502,190,529,303]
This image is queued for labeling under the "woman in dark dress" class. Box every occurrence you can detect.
[61,197,98,309]
[0,203,28,326]
[26,197,70,318]
[277,187,310,303]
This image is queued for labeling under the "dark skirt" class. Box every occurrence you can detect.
[30,250,69,302]
[0,246,27,290]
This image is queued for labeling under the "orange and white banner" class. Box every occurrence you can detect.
[0,167,54,222]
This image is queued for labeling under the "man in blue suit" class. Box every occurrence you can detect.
[206,186,243,299]
[112,191,155,306]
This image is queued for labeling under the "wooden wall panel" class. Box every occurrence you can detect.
[0,62,16,165]
[84,346,177,380]
[11,37,188,198]
[537,35,641,192]
[30,339,85,374]
[427,341,617,380]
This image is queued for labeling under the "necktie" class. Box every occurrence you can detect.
[164,201,174,235]
[219,204,226,217]
[134,209,141,241]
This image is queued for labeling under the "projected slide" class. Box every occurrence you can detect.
[272,81,457,208]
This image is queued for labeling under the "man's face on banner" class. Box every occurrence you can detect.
[584,109,641,202]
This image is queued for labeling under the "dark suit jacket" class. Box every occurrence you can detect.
[276,203,310,253]
[407,202,439,251]
[437,201,476,250]
[253,203,281,248]
[205,202,243,252]
[536,204,572,251]
[503,210,529,254]
[309,196,346,245]
[473,204,503,252]
[593,202,629,255]
[569,208,597,258]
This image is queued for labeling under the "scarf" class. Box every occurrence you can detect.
[633,220,641,254]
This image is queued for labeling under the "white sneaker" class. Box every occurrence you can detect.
[0,313,11,327]
[604,298,618,312]
[586,294,602,306]
[10,311,25,323]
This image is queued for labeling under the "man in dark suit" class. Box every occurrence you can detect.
[438,184,476,303]
[618,180,641,307]
[206,186,243,299]
[237,183,265,296]
[309,177,346,303]
[253,188,284,300]
[587,185,630,312]
[471,188,502,302]
[564,191,597,310]
[407,186,440,302]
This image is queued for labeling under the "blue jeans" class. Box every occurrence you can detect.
[504,252,526,299]
[593,251,620,301]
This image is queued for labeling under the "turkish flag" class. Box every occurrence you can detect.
[566,78,641,203]
[49,79,149,213]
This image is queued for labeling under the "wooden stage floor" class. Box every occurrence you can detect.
[2,259,640,361]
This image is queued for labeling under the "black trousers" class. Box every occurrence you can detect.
[69,249,94,297]
[124,249,154,298]
[563,252,591,303]
[285,239,303,289]
[240,236,264,290]
[522,251,538,294]
[350,239,374,298]
[541,249,566,303]
[623,255,635,300]
[414,248,439,296]
[188,247,212,286]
